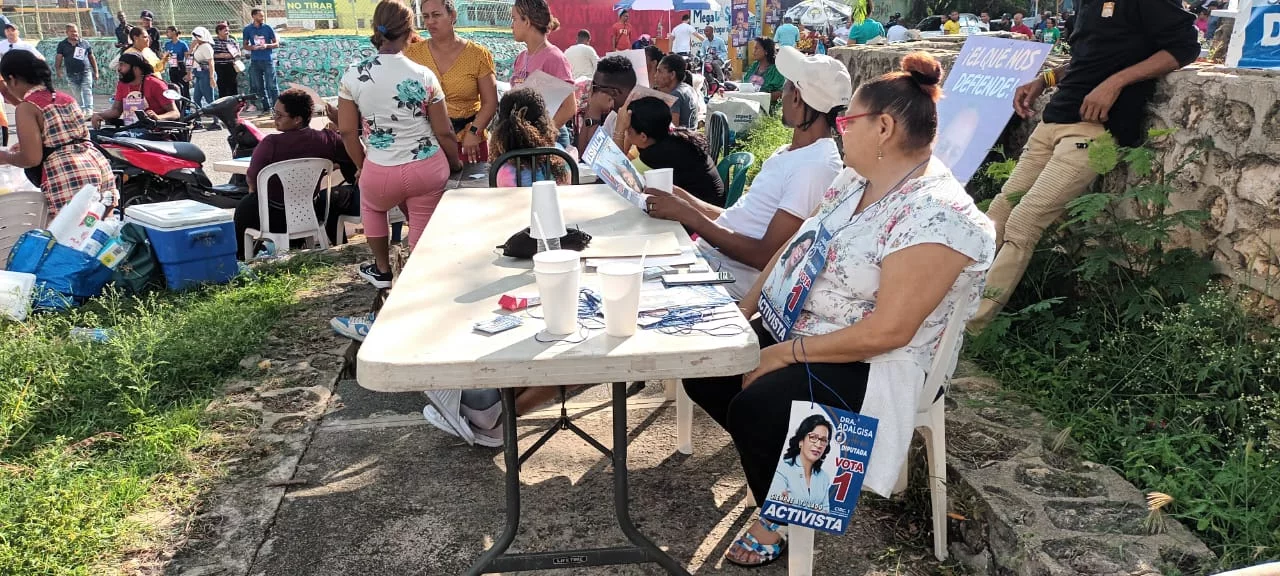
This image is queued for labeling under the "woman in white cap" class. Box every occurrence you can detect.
[186,26,217,127]
[682,51,995,567]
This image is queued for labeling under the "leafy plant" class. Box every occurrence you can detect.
[969,129,1280,568]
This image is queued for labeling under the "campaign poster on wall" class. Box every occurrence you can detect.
[731,0,751,47]
[759,401,878,535]
[935,36,1051,184]
[1228,0,1280,69]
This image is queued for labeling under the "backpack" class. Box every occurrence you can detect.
[111,223,160,294]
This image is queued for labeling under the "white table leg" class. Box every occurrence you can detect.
[788,526,814,576]
[676,381,693,455]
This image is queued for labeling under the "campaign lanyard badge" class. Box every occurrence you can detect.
[759,351,878,535]
[73,46,87,60]
[123,91,146,114]
[757,160,929,343]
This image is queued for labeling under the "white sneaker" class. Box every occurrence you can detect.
[423,390,475,445]
[470,422,504,448]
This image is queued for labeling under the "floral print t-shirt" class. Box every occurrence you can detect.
[758,161,995,498]
[339,52,446,167]
[760,162,996,374]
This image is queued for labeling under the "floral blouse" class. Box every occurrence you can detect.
[760,163,996,374]
[338,52,446,167]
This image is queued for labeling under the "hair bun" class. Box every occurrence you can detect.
[547,16,560,32]
[900,52,943,101]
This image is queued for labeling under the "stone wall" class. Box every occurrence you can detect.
[830,40,1280,300]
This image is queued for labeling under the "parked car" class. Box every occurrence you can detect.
[916,13,987,37]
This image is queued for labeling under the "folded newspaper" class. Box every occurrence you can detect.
[581,128,648,212]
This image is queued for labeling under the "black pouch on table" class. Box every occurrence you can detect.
[497,226,591,259]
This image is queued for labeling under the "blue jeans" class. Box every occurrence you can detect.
[248,59,278,111]
[192,69,214,109]
[67,72,92,112]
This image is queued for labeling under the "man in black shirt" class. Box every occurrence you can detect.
[139,10,160,53]
[114,11,130,54]
[972,0,1199,331]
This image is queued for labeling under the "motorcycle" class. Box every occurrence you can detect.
[691,52,729,99]
[94,92,263,209]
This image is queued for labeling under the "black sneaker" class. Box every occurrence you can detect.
[358,262,393,289]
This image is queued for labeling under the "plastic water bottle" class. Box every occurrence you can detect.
[70,327,113,343]
[254,239,277,259]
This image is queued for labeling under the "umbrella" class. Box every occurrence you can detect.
[784,0,852,27]
[613,0,721,12]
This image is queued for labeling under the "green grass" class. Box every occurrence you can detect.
[0,259,337,575]
[731,114,792,187]
[966,132,1280,568]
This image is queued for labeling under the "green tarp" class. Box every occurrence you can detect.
[36,30,523,98]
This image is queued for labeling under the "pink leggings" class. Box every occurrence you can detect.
[358,153,450,248]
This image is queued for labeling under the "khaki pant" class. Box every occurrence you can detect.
[970,121,1107,331]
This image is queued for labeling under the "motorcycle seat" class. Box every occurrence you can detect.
[115,138,206,164]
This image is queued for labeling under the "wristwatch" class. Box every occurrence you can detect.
[468,124,480,135]
[583,117,599,127]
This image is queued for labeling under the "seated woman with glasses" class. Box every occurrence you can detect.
[682,52,996,567]
[235,88,355,257]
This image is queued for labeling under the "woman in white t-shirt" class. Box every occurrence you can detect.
[682,52,995,567]
[186,27,217,119]
[338,0,462,289]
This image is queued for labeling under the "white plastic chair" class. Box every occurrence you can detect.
[0,190,48,257]
[786,279,974,575]
[242,158,333,260]
[671,279,971,571]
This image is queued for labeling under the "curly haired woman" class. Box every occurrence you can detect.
[489,88,570,187]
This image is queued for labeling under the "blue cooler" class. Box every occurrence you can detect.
[125,200,238,291]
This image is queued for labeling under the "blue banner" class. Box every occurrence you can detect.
[1239,2,1280,69]
[935,36,1051,184]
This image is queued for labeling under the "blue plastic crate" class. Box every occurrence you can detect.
[141,221,237,264]
[125,200,238,291]
[159,252,239,291]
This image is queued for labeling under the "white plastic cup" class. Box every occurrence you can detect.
[534,250,582,335]
[598,263,644,337]
[529,180,568,241]
[644,168,674,193]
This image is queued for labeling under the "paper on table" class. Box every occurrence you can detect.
[637,282,734,313]
[580,233,681,258]
[626,85,677,108]
[517,70,576,112]
[585,250,698,269]
[605,49,649,88]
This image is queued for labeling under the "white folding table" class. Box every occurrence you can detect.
[358,184,758,575]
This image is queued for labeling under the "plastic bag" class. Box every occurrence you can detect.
[111,223,160,295]
[5,229,114,310]
[0,162,40,196]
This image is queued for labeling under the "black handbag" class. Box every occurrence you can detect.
[497,226,591,259]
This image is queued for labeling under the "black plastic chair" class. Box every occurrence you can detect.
[487,148,581,187]
[707,111,730,165]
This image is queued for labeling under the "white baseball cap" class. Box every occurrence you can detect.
[775,46,852,114]
[191,26,212,42]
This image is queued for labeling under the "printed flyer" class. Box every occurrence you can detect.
[582,127,648,212]
[760,400,878,535]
